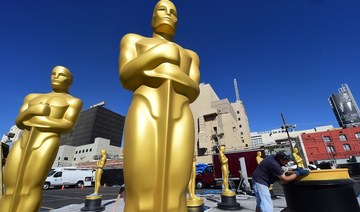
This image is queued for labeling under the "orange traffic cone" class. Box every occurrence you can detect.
[61,185,65,190]
[81,185,84,189]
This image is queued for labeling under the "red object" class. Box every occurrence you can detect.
[301,126,360,163]
[61,185,65,190]
[196,149,263,188]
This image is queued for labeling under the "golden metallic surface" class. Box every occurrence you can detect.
[292,148,304,168]
[85,194,103,200]
[0,66,82,212]
[119,0,200,211]
[219,146,236,197]
[256,151,263,165]
[93,149,107,195]
[298,169,350,181]
[187,154,203,207]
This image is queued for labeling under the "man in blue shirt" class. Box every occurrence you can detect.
[252,151,309,212]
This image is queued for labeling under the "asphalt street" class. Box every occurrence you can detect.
[40,186,121,211]
[39,182,287,212]
[39,179,360,212]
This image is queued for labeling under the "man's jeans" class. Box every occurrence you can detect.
[253,182,272,212]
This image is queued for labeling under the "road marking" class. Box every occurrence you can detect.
[40,206,54,210]
[43,194,84,200]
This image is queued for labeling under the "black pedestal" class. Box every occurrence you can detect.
[282,179,360,212]
[217,195,241,210]
[188,204,204,212]
[80,196,105,212]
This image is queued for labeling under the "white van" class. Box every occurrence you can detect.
[44,167,95,190]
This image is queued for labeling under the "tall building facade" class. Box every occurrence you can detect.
[329,84,360,128]
[60,105,125,147]
[190,82,252,163]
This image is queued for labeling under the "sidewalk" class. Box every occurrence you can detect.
[49,193,288,212]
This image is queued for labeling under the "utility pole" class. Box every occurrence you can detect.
[0,141,3,197]
[281,113,294,154]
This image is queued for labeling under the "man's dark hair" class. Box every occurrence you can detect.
[275,151,290,161]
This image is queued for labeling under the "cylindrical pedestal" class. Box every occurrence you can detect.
[188,204,204,212]
[217,195,241,210]
[81,195,105,212]
[282,169,360,212]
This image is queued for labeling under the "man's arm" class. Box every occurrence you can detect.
[278,168,310,183]
[278,172,297,183]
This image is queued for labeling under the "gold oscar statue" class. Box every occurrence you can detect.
[93,149,107,195]
[256,151,263,165]
[219,145,235,196]
[0,66,82,212]
[81,149,108,211]
[119,0,200,211]
[187,154,203,207]
[293,148,304,168]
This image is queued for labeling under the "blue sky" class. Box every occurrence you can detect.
[1,0,360,136]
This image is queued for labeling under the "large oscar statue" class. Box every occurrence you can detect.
[81,149,107,212]
[217,145,240,210]
[0,66,83,212]
[119,0,200,211]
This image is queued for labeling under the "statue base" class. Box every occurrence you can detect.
[187,203,205,212]
[217,194,241,210]
[282,169,360,212]
[80,194,105,212]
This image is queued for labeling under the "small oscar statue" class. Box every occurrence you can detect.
[187,154,204,212]
[81,149,107,212]
[217,145,241,210]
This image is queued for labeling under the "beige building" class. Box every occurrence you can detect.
[53,137,122,168]
[1,125,22,145]
[190,82,252,163]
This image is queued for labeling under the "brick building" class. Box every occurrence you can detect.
[301,127,360,164]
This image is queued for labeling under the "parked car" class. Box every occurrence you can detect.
[44,167,94,190]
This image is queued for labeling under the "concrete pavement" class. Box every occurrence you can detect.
[49,193,288,212]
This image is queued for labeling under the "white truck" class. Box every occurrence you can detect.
[44,167,95,190]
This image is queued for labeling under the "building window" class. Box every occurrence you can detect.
[86,149,88,152]
[74,158,77,161]
[75,151,77,154]
[343,144,352,151]
[240,132,243,135]
[237,111,239,114]
[90,148,92,152]
[64,157,69,161]
[238,118,240,121]
[82,150,85,153]
[239,125,242,128]
[339,134,347,141]
[323,136,331,142]
[58,157,60,160]
[355,132,360,139]
[327,145,335,153]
